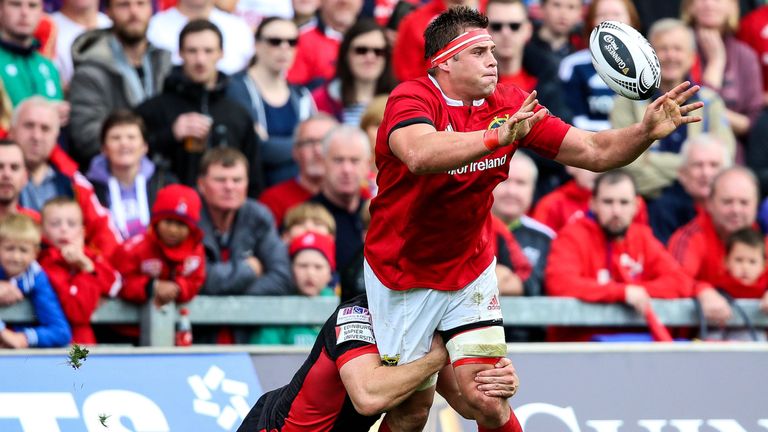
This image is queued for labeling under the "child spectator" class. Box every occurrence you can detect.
[112,184,205,308]
[39,198,121,344]
[0,214,71,348]
[281,202,336,243]
[721,228,768,312]
[250,231,336,345]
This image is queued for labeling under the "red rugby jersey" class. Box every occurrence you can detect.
[365,76,570,291]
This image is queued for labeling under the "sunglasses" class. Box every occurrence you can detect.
[262,37,298,47]
[352,46,387,57]
[489,21,524,32]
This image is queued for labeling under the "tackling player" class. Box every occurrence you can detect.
[236,294,519,431]
[364,6,703,432]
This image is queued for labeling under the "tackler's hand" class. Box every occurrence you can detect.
[475,357,520,398]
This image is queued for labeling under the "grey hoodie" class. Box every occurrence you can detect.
[68,29,172,167]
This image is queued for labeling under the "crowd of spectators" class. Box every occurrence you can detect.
[1,0,768,348]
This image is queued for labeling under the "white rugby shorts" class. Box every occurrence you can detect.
[363,258,504,368]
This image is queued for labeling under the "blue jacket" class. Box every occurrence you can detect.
[0,262,71,347]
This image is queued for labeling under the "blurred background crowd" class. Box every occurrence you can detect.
[1,0,768,348]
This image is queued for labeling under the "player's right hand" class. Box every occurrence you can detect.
[428,333,449,365]
[499,90,547,147]
[474,357,520,398]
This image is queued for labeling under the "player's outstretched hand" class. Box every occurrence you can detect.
[499,90,548,146]
[474,357,519,398]
[642,81,704,142]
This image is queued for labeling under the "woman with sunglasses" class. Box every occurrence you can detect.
[559,0,642,132]
[312,19,397,127]
[227,17,316,187]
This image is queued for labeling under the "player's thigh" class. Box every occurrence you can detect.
[453,361,508,417]
[364,260,449,365]
[438,259,506,365]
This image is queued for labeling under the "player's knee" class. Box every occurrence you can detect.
[387,394,433,432]
[387,406,430,432]
[464,389,508,423]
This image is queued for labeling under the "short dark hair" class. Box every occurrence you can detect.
[199,147,249,177]
[726,227,766,258]
[179,19,223,51]
[423,6,488,62]
[255,16,295,40]
[592,170,637,197]
[0,138,20,149]
[100,110,147,145]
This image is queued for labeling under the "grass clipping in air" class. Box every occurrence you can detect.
[67,344,89,370]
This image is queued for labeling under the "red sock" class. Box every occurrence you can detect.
[378,418,392,432]
[478,409,522,432]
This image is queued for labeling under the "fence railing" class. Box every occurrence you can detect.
[1,296,766,346]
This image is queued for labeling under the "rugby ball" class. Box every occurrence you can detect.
[589,21,661,100]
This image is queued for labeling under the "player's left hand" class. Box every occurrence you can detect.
[474,357,519,398]
[642,81,703,141]
[499,90,548,146]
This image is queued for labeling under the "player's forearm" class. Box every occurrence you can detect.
[399,130,492,174]
[588,124,653,171]
[358,353,445,414]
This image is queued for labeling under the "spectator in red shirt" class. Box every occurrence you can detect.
[0,140,36,221]
[487,0,534,91]
[259,114,338,227]
[10,97,122,258]
[487,0,569,121]
[287,0,363,88]
[668,166,763,326]
[39,197,121,344]
[736,5,768,103]
[721,227,768,303]
[531,164,596,232]
[392,0,480,82]
[533,165,649,232]
[545,170,692,341]
[113,184,205,308]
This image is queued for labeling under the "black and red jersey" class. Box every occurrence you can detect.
[238,296,380,432]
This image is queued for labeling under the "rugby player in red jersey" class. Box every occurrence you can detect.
[364,6,703,432]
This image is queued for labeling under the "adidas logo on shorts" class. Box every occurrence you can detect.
[487,295,501,311]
